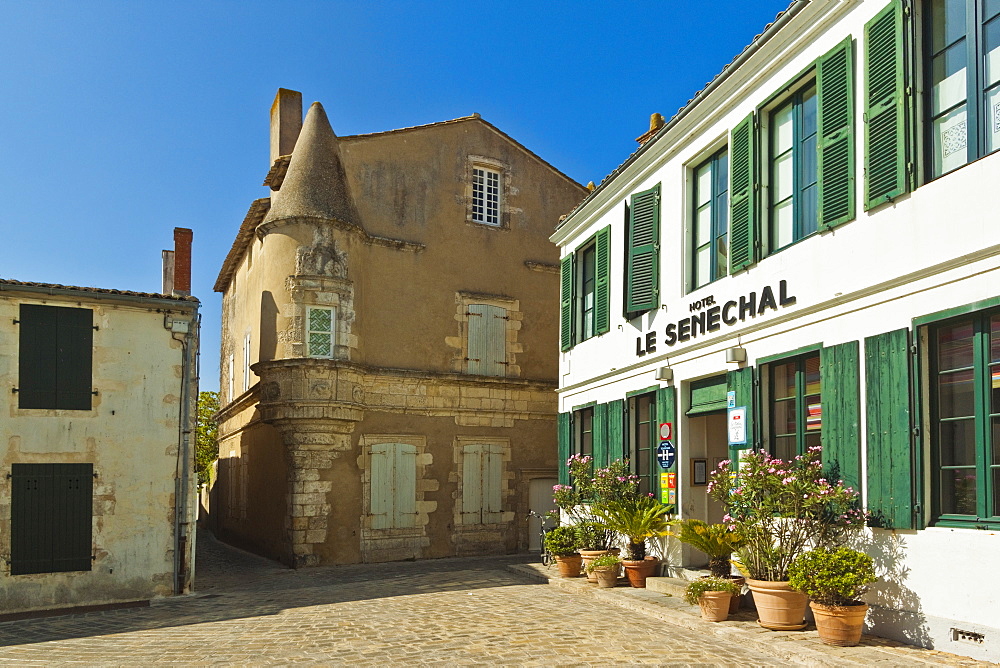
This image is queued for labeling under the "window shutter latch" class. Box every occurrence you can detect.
[11,387,18,394]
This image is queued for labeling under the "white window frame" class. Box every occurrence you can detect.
[228,353,235,402]
[306,306,336,359]
[471,166,501,226]
[242,332,251,392]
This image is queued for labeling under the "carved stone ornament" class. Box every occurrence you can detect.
[261,381,281,401]
[295,228,347,278]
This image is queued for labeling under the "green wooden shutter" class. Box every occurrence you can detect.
[864,0,907,209]
[729,113,757,273]
[593,402,609,468]
[595,225,611,335]
[656,386,677,504]
[560,255,574,351]
[11,463,92,575]
[557,412,571,485]
[817,37,855,230]
[395,444,417,528]
[18,304,59,409]
[727,367,756,460]
[626,184,660,313]
[820,342,861,491]
[606,399,625,463]
[370,444,393,529]
[865,328,915,529]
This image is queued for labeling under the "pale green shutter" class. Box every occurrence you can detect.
[593,402,609,468]
[560,255,574,351]
[817,37,856,230]
[864,0,908,209]
[467,304,487,375]
[729,113,756,273]
[472,304,507,377]
[557,412,571,485]
[727,367,755,461]
[595,226,611,334]
[484,444,504,523]
[626,184,660,313]
[463,444,484,524]
[370,444,392,529]
[820,342,861,490]
[395,444,417,528]
[606,399,625,463]
[865,328,915,529]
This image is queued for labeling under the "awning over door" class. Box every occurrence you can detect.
[687,374,728,415]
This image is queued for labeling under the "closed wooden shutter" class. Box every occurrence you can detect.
[817,37,856,230]
[727,367,756,459]
[656,386,677,502]
[595,226,611,334]
[467,304,507,377]
[394,444,418,528]
[606,399,625,463]
[820,342,861,490]
[462,443,484,524]
[11,463,93,575]
[864,0,908,209]
[728,114,756,273]
[19,304,93,410]
[592,402,609,468]
[865,328,915,529]
[626,185,660,313]
[560,255,574,351]
[370,444,393,529]
[484,444,504,523]
[557,412,571,485]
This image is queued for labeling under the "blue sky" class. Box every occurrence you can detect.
[0,1,790,391]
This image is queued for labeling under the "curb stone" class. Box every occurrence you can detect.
[506,562,990,667]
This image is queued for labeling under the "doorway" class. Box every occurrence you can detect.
[527,478,557,552]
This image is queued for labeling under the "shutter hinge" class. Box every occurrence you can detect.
[495,315,509,320]
[93,325,99,331]
[910,343,918,354]
[913,503,921,515]
[464,357,480,362]
[93,471,99,479]
[11,387,18,394]
[91,390,99,396]
[911,426,920,438]
[465,312,482,317]
[12,318,18,325]
[497,361,510,366]
[906,161,914,173]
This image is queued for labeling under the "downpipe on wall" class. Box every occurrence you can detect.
[169,311,199,595]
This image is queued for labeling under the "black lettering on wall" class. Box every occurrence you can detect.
[757,285,777,314]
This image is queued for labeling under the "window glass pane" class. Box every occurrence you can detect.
[695,246,712,287]
[940,418,978,465]
[991,364,1000,413]
[987,17,1000,86]
[774,104,794,153]
[772,362,797,400]
[992,418,1000,464]
[309,308,332,333]
[806,397,822,433]
[801,183,818,237]
[804,432,822,451]
[987,86,1000,152]
[696,204,713,244]
[992,315,1000,363]
[715,234,728,279]
[940,469,978,515]
[716,153,729,196]
[773,201,794,250]
[988,0,1000,20]
[773,399,796,435]
[696,163,713,206]
[774,152,794,202]
[774,436,797,462]
[309,332,331,357]
[939,369,976,418]
[931,0,968,51]
[994,467,1000,517]
[801,87,818,138]
[804,355,821,395]
[934,107,970,175]
[938,320,975,370]
[932,43,969,114]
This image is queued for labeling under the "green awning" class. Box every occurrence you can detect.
[687,374,728,415]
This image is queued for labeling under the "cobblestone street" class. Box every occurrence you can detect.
[0,532,782,666]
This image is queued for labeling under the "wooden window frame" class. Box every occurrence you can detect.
[627,392,658,496]
[767,83,820,253]
[306,305,336,359]
[691,148,729,290]
[471,166,502,226]
[765,351,823,460]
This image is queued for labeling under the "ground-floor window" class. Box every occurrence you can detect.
[461,442,504,524]
[573,406,594,458]
[931,310,1000,523]
[627,393,657,495]
[767,352,822,460]
[369,442,417,530]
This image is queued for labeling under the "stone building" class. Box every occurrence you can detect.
[213,89,586,566]
[0,230,199,615]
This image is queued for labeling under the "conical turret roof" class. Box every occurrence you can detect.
[264,102,359,227]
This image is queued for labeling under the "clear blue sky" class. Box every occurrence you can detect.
[0,1,790,392]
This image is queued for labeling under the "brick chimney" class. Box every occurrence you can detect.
[172,227,193,297]
[271,88,303,164]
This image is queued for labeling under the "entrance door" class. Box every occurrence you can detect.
[528,478,557,551]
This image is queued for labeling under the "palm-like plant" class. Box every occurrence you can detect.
[591,495,672,560]
[667,519,743,578]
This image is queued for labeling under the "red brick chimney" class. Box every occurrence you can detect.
[172,227,193,296]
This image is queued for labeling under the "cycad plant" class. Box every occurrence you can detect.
[591,495,672,560]
[667,519,743,578]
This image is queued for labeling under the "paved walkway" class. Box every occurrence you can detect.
[0,533,780,666]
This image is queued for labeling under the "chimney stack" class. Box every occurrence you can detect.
[172,227,193,296]
[270,88,303,164]
[161,250,175,294]
[635,112,666,145]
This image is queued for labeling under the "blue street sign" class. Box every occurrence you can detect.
[656,441,676,470]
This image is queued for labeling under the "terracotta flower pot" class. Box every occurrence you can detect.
[746,578,808,630]
[810,601,869,646]
[701,574,745,614]
[580,548,619,582]
[698,590,733,622]
[554,554,582,578]
[621,556,659,588]
[592,568,620,588]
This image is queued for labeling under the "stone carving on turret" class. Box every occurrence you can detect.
[295,228,347,278]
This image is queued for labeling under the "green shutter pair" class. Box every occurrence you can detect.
[626,185,660,313]
[728,39,856,274]
[559,226,612,351]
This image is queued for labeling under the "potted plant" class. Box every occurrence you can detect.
[591,494,672,588]
[543,525,582,577]
[585,553,622,588]
[788,547,877,646]
[668,519,745,612]
[708,447,865,630]
[576,520,618,582]
[683,576,742,622]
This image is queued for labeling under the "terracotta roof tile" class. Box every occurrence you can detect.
[0,278,198,303]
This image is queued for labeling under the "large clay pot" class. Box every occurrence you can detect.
[554,554,582,578]
[698,591,733,622]
[746,578,808,630]
[580,548,619,582]
[593,568,620,588]
[621,556,659,588]
[810,602,869,646]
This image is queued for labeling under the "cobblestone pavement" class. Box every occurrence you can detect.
[0,532,781,666]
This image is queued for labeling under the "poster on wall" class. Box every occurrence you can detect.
[728,407,747,445]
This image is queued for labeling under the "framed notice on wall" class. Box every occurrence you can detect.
[692,458,708,486]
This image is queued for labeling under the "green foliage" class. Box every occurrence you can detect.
[586,553,622,573]
[683,577,741,606]
[543,526,581,556]
[553,456,644,550]
[575,521,609,550]
[668,519,742,577]
[591,495,672,560]
[788,547,877,606]
[195,391,220,486]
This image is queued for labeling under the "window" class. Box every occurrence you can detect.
[927,0,1000,177]
[466,304,507,376]
[369,442,417,529]
[627,393,657,495]
[461,443,504,524]
[471,167,501,226]
[625,185,660,314]
[770,84,819,250]
[692,149,729,289]
[930,310,1000,523]
[573,406,594,458]
[560,226,610,350]
[242,332,251,393]
[307,306,336,358]
[768,353,822,460]
[17,304,93,410]
[227,353,235,403]
[10,463,93,575]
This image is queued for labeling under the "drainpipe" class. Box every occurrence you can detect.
[169,313,197,595]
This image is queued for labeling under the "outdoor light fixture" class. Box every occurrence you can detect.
[655,367,673,383]
[725,347,747,364]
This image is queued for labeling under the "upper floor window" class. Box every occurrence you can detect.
[243,332,252,392]
[625,184,661,314]
[560,227,610,350]
[770,84,819,251]
[927,0,1000,177]
[466,304,507,377]
[307,306,336,358]
[17,304,93,410]
[472,167,501,226]
[692,149,729,289]
[768,352,822,461]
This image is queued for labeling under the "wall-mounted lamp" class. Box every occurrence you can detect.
[725,347,747,364]
[655,367,674,383]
